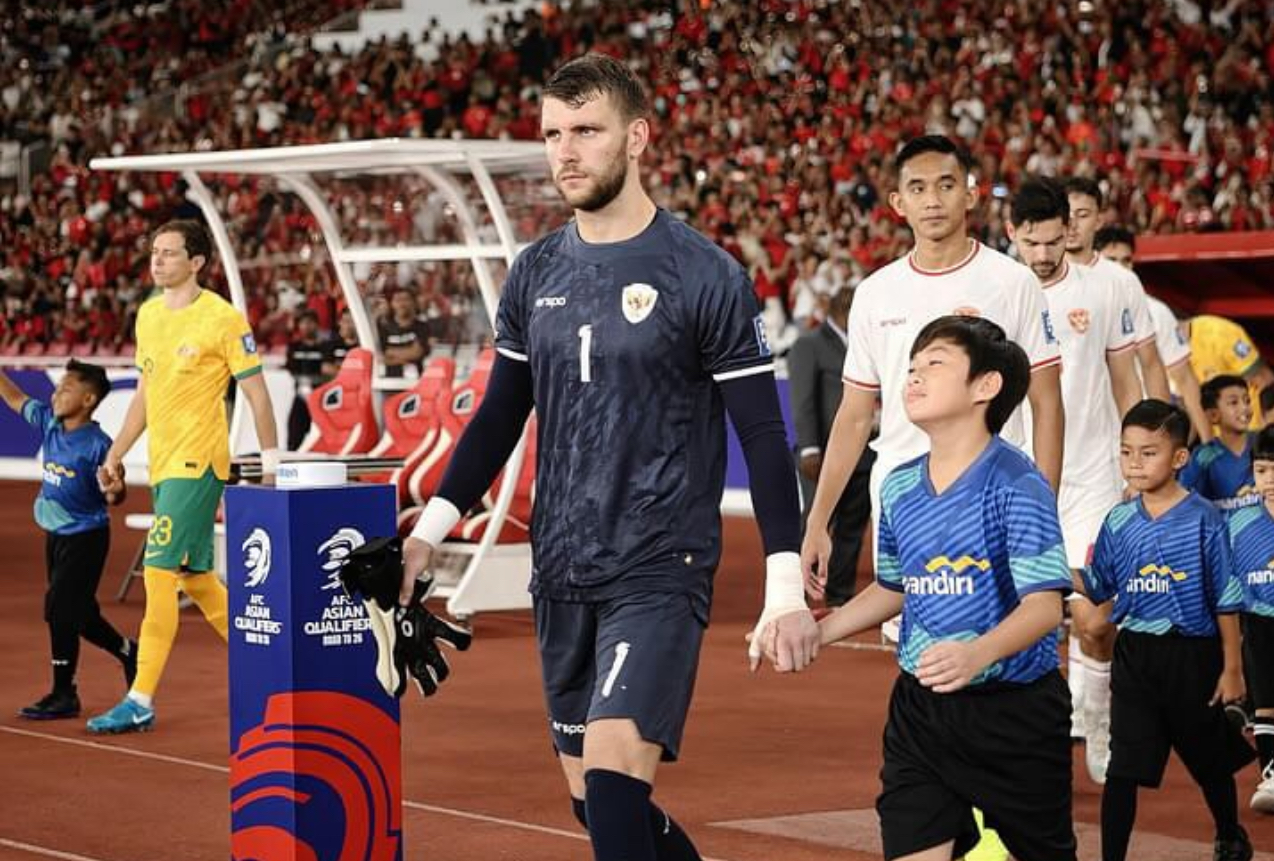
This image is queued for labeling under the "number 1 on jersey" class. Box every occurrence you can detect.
[578,324,593,383]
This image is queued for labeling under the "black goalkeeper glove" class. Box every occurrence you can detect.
[339,536,472,698]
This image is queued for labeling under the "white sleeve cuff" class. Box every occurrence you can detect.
[799,447,822,458]
[260,448,282,476]
[411,497,463,548]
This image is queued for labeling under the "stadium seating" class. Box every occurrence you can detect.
[5,1,1271,360]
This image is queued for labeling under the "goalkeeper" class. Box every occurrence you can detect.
[396,54,817,861]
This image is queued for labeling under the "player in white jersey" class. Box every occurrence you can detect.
[1063,177,1170,402]
[803,134,1063,588]
[1010,179,1141,785]
[1094,225,1211,443]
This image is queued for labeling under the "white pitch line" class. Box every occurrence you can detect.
[402,800,588,842]
[827,639,896,653]
[0,726,226,773]
[0,837,118,861]
[1,726,734,861]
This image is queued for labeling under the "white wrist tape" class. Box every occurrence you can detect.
[260,448,282,476]
[411,497,463,548]
[748,551,808,658]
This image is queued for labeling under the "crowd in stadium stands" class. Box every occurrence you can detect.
[3,0,1274,357]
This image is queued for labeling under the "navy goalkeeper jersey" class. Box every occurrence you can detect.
[495,209,773,601]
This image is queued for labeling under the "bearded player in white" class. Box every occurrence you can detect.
[1010,177,1140,785]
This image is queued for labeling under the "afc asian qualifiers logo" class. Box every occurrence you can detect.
[318,527,366,591]
[231,691,402,861]
[242,527,272,588]
[621,283,659,324]
[1068,308,1091,334]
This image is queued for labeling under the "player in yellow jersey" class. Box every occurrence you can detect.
[87,220,280,734]
[1186,314,1274,429]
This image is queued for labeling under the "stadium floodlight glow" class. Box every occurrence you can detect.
[91,138,554,618]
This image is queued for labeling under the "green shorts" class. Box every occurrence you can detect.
[144,469,225,573]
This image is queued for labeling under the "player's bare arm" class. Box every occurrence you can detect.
[1170,362,1212,443]
[802,385,876,590]
[1106,347,1141,420]
[104,375,147,481]
[238,373,280,476]
[1135,340,1171,401]
[1026,364,1064,492]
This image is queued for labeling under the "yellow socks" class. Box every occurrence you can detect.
[132,567,181,700]
[131,568,230,701]
[181,572,229,640]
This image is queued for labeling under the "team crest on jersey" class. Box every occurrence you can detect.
[1235,339,1252,359]
[1068,308,1091,334]
[241,333,258,355]
[952,306,981,318]
[177,343,198,359]
[621,283,658,324]
[1120,308,1134,336]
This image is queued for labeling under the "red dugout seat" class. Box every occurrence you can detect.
[364,356,456,502]
[396,348,536,544]
[299,347,379,455]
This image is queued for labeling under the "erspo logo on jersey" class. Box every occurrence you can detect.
[230,691,402,861]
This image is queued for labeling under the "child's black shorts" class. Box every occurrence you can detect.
[1108,629,1256,787]
[1242,612,1274,710]
[878,670,1075,861]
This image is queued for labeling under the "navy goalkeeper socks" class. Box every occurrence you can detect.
[582,770,701,861]
[585,769,656,861]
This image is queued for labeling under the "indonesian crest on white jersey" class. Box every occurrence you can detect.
[1068,308,1091,334]
[621,283,659,324]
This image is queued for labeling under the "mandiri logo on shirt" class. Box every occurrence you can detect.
[905,555,989,595]
[1130,562,1187,594]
